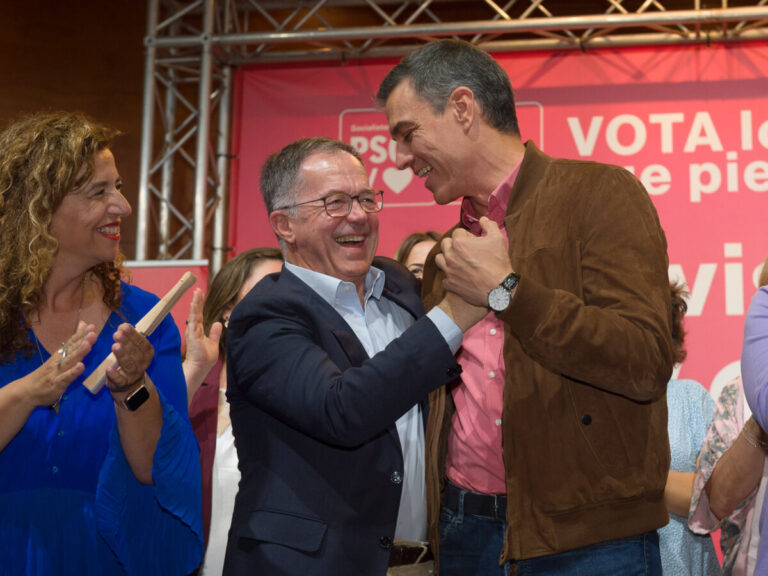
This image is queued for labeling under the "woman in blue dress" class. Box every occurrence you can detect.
[0,111,203,575]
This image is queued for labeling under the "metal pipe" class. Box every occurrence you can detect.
[212,64,233,279]
[159,38,179,260]
[136,0,160,261]
[219,27,768,64]
[151,7,768,48]
[193,0,215,260]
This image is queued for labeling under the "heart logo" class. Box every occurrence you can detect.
[382,167,413,194]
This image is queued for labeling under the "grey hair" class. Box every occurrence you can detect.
[260,137,364,216]
[376,39,519,136]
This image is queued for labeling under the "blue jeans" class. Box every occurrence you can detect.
[439,487,662,576]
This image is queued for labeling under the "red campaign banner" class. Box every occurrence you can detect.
[229,44,768,396]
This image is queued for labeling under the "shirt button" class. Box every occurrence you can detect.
[344,285,351,292]
[495,419,502,427]
[62,395,68,401]
[490,328,497,335]
[57,430,65,437]
[489,371,495,378]
[52,466,59,474]
[581,414,592,426]
[379,536,392,549]
[390,471,402,485]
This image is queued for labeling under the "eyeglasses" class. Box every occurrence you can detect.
[278,190,384,218]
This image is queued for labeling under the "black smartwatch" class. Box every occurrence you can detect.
[488,272,520,312]
[118,381,150,411]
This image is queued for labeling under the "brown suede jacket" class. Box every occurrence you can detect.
[422,141,674,572]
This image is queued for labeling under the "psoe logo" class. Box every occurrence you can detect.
[338,104,544,207]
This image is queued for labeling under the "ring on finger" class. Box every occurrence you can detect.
[57,343,69,367]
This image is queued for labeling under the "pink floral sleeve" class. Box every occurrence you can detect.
[689,378,755,575]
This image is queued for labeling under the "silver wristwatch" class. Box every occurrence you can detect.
[487,273,520,312]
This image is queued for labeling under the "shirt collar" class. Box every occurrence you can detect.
[284,261,385,307]
[461,159,522,236]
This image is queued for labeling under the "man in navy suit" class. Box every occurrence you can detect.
[223,137,485,575]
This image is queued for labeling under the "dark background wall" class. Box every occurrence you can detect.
[0,0,148,258]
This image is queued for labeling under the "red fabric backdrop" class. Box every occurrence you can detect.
[228,43,768,398]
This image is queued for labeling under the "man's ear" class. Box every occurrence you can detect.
[449,86,476,132]
[269,210,295,245]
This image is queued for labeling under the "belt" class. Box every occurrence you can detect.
[443,481,507,521]
[388,542,433,567]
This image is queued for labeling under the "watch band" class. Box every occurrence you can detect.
[500,273,520,292]
[114,374,150,411]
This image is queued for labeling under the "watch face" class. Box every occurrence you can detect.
[124,385,150,411]
[488,286,511,312]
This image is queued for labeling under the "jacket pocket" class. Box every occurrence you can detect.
[567,378,668,475]
[232,508,328,553]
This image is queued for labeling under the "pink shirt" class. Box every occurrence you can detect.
[445,161,521,495]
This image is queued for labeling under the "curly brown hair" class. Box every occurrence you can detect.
[0,111,127,362]
[669,280,689,365]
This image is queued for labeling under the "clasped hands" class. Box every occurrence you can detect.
[435,217,515,331]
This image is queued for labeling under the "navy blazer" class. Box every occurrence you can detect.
[222,257,461,576]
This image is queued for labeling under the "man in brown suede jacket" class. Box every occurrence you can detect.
[377,39,674,576]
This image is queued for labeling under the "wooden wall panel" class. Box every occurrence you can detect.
[0,0,147,258]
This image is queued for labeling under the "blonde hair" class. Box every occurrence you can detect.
[760,254,768,288]
[0,111,126,361]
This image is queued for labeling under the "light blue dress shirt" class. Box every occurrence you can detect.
[285,262,460,541]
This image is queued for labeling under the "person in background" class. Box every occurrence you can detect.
[223,136,486,575]
[377,39,673,575]
[740,261,768,573]
[689,256,768,575]
[395,231,441,280]
[660,281,719,575]
[0,111,202,575]
[182,247,283,575]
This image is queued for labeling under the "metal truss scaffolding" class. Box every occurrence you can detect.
[137,0,768,274]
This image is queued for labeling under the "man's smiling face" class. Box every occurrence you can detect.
[284,150,379,289]
[385,80,469,206]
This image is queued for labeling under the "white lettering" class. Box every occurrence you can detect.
[669,263,716,316]
[724,246,744,317]
[689,163,721,202]
[759,119,768,149]
[649,113,684,153]
[350,136,368,155]
[368,135,390,164]
[742,110,753,151]
[744,161,768,192]
[606,114,646,156]
[640,164,671,195]
[567,116,603,156]
[683,112,723,153]
[726,152,739,192]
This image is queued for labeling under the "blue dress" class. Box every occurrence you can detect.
[0,282,203,575]
[659,378,720,576]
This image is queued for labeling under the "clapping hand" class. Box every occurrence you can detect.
[26,322,97,409]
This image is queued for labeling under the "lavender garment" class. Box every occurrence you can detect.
[741,286,768,574]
